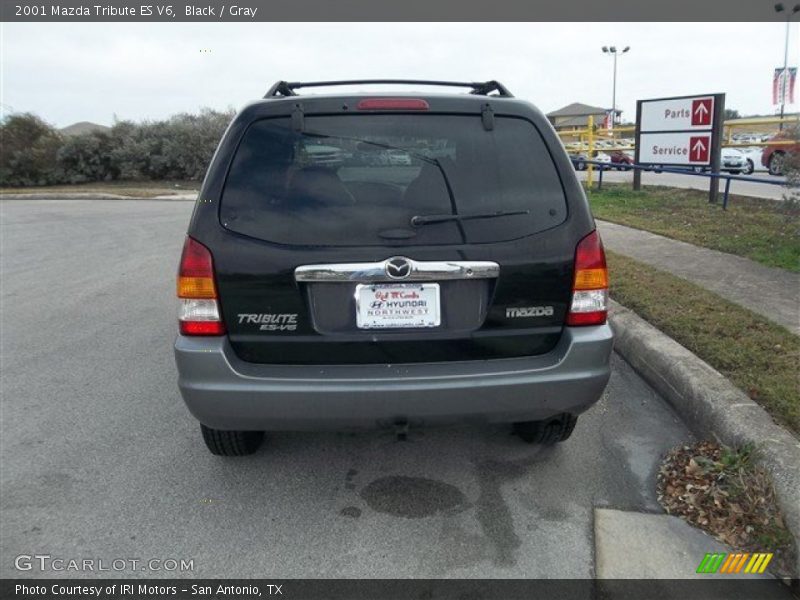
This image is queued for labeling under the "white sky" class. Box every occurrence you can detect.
[1,22,798,127]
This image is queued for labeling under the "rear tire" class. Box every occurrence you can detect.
[742,159,754,175]
[513,414,578,445]
[200,424,264,456]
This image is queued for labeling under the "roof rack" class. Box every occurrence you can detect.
[263,79,513,99]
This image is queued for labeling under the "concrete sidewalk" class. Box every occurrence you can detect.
[597,220,800,335]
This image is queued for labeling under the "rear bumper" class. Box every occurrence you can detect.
[174,325,613,430]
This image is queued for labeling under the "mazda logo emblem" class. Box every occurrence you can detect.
[385,257,412,279]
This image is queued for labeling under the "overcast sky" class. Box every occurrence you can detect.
[1,22,798,127]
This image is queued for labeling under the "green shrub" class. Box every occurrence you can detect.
[57,130,116,183]
[0,113,64,186]
[1,108,235,186]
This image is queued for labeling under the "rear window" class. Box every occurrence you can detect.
[220,114,567,246]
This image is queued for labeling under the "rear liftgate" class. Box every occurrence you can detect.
[296,256,500,438]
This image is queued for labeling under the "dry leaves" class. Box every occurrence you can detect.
[656,441,797,578]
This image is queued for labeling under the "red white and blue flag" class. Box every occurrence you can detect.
[773,67,797,105]
[603,109,614,131]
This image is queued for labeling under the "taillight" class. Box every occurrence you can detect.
[177,237,225,336]
[566,230,609,327]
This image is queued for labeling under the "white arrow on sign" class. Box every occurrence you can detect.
[694,102,709,119]
[691,138,707,160]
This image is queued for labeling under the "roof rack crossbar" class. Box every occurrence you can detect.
[263,79,513,98]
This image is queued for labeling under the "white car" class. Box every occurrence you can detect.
[735,147,765,175]
[593,152,612,166]
[304,144,345,166]
[693,148,747,174]
[386,149,412,166]
[721,148,747,174]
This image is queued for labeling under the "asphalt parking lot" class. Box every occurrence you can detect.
[0,199,695,578]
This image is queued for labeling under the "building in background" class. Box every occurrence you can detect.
[546,102,620,132]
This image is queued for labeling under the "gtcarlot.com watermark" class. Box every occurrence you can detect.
[14,554,194,573]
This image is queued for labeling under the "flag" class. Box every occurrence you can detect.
[773,67,797,105]
[603,110,614,131]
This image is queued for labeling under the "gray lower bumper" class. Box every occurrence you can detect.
[174,326,613,430]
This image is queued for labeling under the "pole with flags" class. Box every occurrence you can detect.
[773,67,797,106]
[774,3,800,129]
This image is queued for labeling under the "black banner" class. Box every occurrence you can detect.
[0,0,796,22]
[1,579,798,600]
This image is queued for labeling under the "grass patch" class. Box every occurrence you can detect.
[658,441,796,578]
[608,251,800,434]
[588,185,800,272]
[0,180,198,198]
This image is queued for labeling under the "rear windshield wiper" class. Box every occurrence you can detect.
[410,210,530,227]
[302,131,468,241]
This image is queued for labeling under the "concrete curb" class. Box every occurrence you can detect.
[0,193,197,201]
[609,299,800,575]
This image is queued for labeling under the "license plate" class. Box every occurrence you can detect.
[355,283,440,329]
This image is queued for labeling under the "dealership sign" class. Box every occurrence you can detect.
[635,93,724,167]
[637,132,711,164]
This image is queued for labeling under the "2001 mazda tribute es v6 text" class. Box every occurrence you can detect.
[173,79,613,455]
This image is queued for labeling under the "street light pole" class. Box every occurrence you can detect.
[774,3,800,129]
[602,46,630,125]
[612,51,618,125]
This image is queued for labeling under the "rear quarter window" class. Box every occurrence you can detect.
[220,114,567,246]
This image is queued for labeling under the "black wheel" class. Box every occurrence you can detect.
[200,424,264,456]
[513,414,578,445]
[576,161,586,171]
[768,152,785,176]
[742,159,754,175]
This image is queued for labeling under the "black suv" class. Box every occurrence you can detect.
[174,80,613,456]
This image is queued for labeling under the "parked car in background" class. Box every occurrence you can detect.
[304,143,345,166]
[736,147,764,175]
[762,134,799,176]
[609,150,633,170]
[568,152,588,170]
[691,148,747,174]
[721,148,747,174]
[386,149,412,166]
[567,151,613,170]
[593,152,612,166]
[731,133,769,144]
